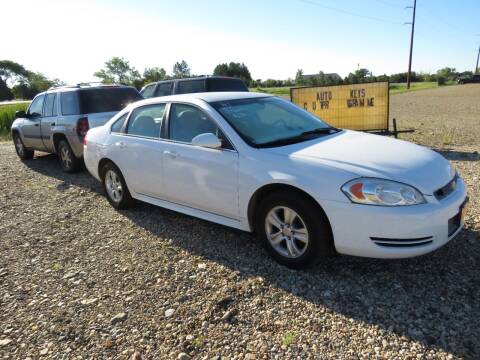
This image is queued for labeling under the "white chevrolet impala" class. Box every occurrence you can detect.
[84,92,467,268]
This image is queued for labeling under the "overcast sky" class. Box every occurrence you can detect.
[2,0,479,84]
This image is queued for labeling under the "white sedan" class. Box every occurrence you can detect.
[84,92,467,268]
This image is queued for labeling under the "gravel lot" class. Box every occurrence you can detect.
[1,85,479,359]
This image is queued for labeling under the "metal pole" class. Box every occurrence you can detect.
[476,45,480,74]
[406,0,416,89]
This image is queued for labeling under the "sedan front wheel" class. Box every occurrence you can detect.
[256,191,333,269]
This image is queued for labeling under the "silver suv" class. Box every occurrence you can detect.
[11,84,142,172]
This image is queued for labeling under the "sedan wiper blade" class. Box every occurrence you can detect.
[300,127,339,136]
[256,127,340,148]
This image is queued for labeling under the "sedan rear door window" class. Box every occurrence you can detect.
[126,104,166,138]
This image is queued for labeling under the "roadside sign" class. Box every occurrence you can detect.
[290,81,389,131]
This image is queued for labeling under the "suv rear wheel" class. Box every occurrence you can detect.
[57,139,81,173]
[13,133,34,160]
[255,191,333,269]
[101,162,133,209]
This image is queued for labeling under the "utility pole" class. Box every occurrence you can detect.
[406,0,416,89]
[476,45,480,74]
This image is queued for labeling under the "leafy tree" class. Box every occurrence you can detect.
[143,67,167,83]
[436,67,457,81]
[345,68,372,84]
[213,62,252,86]
[94,57,141,85]
[11,72,63,99]
[0,79,13,101]
[0,60,28,85]
[172,60,191,78]
[295,69,306,86]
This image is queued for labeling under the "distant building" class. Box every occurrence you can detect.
[303,73,342,82]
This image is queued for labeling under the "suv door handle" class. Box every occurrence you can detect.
[163,150,177,159]
[51,122,55,126]
[115,141,126,149]
[34,123,39,127]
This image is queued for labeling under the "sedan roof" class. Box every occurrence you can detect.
[136,91,272,107]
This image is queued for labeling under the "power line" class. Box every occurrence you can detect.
[371,0,403,9]
[297,0,403,25]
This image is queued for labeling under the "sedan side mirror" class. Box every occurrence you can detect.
[15,110,27,119]
[192,133,222,149]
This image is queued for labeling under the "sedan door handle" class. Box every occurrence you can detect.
[163,150,177,159]
[115,141,126,149]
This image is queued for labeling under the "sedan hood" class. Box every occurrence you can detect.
[263,130,454,195]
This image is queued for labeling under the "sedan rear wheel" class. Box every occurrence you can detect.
[101,162,133,209]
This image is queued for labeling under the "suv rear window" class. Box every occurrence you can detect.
[208,78,248,92]
[177,79,206,94]
[79,88,142,114]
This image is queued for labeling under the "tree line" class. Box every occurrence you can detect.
[0,57,473,101]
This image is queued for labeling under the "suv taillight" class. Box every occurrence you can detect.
[77,117,89,138]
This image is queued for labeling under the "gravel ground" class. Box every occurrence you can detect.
[1,86,480,359]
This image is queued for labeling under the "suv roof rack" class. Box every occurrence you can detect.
[47,82,127,91]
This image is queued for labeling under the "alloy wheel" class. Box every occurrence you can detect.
[105,169,123,203]
[14,135,25,157]
[265,206,309,259]
[60,146,72,169]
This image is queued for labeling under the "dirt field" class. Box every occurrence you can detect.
[0,85,479,359]
[391,84,480,149]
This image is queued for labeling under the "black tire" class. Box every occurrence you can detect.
[12,132,34,160]
[255,191,333,269]
[101,162,134,210]
[57,139,81,173]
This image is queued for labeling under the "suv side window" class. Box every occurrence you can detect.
[43,93,57,117]
[127,104,166,138]
[168,103,233,150]
[111,113,129,133]
[141,84,156,99]
[27,95,45,117]
[61,91,79,115]
[155,82,173,97]
[177,80,205,94]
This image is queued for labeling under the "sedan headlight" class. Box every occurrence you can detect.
[341,178,426,206]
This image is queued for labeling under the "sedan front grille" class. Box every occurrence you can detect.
[434,174,458,201]
[370,236,433,248]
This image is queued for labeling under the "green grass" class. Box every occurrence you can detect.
[249,87,291,96]
[0,102,30,140]
[281,332,296,347]
[389,81,440,94]
[251,82,453,98]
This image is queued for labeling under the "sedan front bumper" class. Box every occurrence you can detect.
[321,177,467,259]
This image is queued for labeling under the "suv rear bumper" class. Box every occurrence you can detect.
[67,135,84,159]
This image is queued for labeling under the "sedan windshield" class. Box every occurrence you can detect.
[211,97,337,147]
